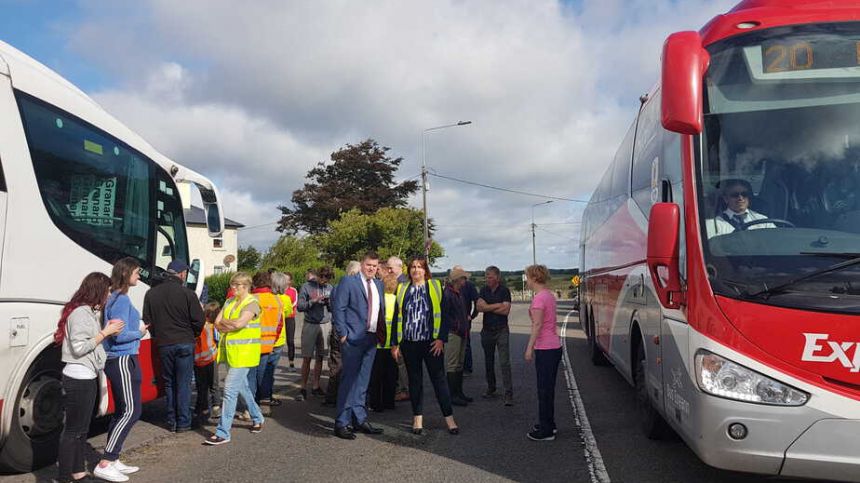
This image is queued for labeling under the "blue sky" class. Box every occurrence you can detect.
[1,0,737,270]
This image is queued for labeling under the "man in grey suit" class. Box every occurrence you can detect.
[331,251,387,440]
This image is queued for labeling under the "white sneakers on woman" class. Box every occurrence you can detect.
[93,460,138,482]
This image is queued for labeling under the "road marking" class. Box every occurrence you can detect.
[561,308,611,483]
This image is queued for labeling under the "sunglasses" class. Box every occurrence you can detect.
[727,191,751,199]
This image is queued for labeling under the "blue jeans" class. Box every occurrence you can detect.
[159,343,195,429]
[242,353,269,406]
[216,366,264,440]
[260,346,283,400]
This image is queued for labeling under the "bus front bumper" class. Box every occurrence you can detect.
[781,419,860,482]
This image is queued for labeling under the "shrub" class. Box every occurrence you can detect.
[205,271,234,305]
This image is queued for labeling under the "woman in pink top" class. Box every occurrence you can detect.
[524,264,562,441]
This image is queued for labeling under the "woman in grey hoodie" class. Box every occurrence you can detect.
[55,272,124,483]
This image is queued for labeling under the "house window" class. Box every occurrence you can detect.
[213,238,223,249]
[214,265,225,274]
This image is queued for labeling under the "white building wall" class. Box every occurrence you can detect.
[187,225,238,277]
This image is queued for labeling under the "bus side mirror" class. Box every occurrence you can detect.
[647,203,684,309]
[661,31,710,135]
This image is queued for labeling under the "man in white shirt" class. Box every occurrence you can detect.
[706,179,777,238]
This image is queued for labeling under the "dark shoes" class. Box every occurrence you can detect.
[482,388,497,399]
[334,425,356,440]
[532,424,558,435]
[355,422,383,434]
[527,429,556,441]
[311,387,326,397]
[296,389,307,401]
[503,393,514,406]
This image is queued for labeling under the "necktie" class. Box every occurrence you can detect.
[733,213,747,230]
[366,278,373,330]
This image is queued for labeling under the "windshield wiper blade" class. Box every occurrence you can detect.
[800,252,860,258]
[751,256,860,299]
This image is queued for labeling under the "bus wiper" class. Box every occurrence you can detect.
[751,255,860,299]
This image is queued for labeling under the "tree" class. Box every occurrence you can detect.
[277,139,418,235]
[260,235,326,286]
[237,245,261,272]
[317,207,443,268]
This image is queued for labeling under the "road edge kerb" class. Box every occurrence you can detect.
[561,308,611,483]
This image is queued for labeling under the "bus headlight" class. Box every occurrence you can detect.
[695,350,808,406]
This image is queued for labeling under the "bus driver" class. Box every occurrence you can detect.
[706,178,776,238]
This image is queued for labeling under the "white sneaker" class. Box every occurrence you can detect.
[93,462,130,482]
[113,460,140,474]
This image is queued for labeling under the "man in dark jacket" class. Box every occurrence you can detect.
[143,259,205,432]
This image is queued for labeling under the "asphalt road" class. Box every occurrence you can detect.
[3,301,790,482]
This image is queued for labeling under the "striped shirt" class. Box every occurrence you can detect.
[403,284,430,341]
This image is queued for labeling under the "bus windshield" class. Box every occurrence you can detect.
[700,22,860,313]
[17,92,189,284]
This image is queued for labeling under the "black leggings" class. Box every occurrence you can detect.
[400,340,453,417]
[285,317,296,361]
[57,375,98,481]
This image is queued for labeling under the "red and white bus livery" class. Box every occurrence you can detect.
[0,41,223,472]
[580,1,860,480]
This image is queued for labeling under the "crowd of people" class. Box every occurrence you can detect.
[54,252,563,482]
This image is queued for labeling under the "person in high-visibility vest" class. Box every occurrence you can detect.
[368,273,399,412]
[390,258,459,435]
[249,271,283,405]
[204,272,264,446]
[260,271,294,406]
[193,301,220,423]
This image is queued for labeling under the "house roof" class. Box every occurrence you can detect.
[184,205,244,229]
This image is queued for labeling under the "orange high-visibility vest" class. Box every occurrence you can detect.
[255,292,283,355]
[194,322,216,367]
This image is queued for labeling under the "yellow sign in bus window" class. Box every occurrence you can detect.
[83,139,103,155]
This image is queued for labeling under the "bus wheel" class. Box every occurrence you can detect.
[589,324,609,366]
[0,348,64,472]
[634,343,666,439]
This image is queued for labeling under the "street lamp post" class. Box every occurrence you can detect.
[531,200,554,266]
[420,120,472,258]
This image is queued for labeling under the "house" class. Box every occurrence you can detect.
[178,183,243,277]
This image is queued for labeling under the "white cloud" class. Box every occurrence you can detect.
[62,0,736,270]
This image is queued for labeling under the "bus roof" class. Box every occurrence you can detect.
[701,0,860,47]
[0,40,179,176]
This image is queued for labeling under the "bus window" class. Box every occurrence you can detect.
[154,170,189,274]
[16,92,175,284]
[632,93,662,213]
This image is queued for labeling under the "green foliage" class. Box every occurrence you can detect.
[238,245,261,272]
[205,272,234,305]
[317,207,443,268]
[277,139,419,235]
[260,235,326,286]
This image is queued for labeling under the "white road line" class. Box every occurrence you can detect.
[561,308,611,483]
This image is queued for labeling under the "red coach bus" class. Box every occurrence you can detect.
[579,1,860,480]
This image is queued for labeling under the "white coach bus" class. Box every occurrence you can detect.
[0,41,224,472]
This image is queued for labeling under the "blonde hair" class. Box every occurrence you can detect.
[525,265,550,284]
[230,272,252,288]
[345,261,361,276]
[383,273,398,294]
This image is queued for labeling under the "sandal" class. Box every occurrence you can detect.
[268,398,282,407]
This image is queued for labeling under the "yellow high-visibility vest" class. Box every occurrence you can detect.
[377,293,396,349]
[394,279,442,344]
[274,294,294,348]
[217,295,262,368]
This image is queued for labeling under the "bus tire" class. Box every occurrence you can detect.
[0,347,64,473]
[588,315,609,366]
[635,342,666,440]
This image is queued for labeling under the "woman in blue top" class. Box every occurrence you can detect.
[390,258,459,436]
[96,257,148,482]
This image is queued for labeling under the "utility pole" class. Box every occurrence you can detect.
[420,120,472,259]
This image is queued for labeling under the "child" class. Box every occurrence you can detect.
[194,301,221,423]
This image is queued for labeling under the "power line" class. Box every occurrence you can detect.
[428,171,589,203]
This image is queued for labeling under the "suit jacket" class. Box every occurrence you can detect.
[332,273,386,345]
